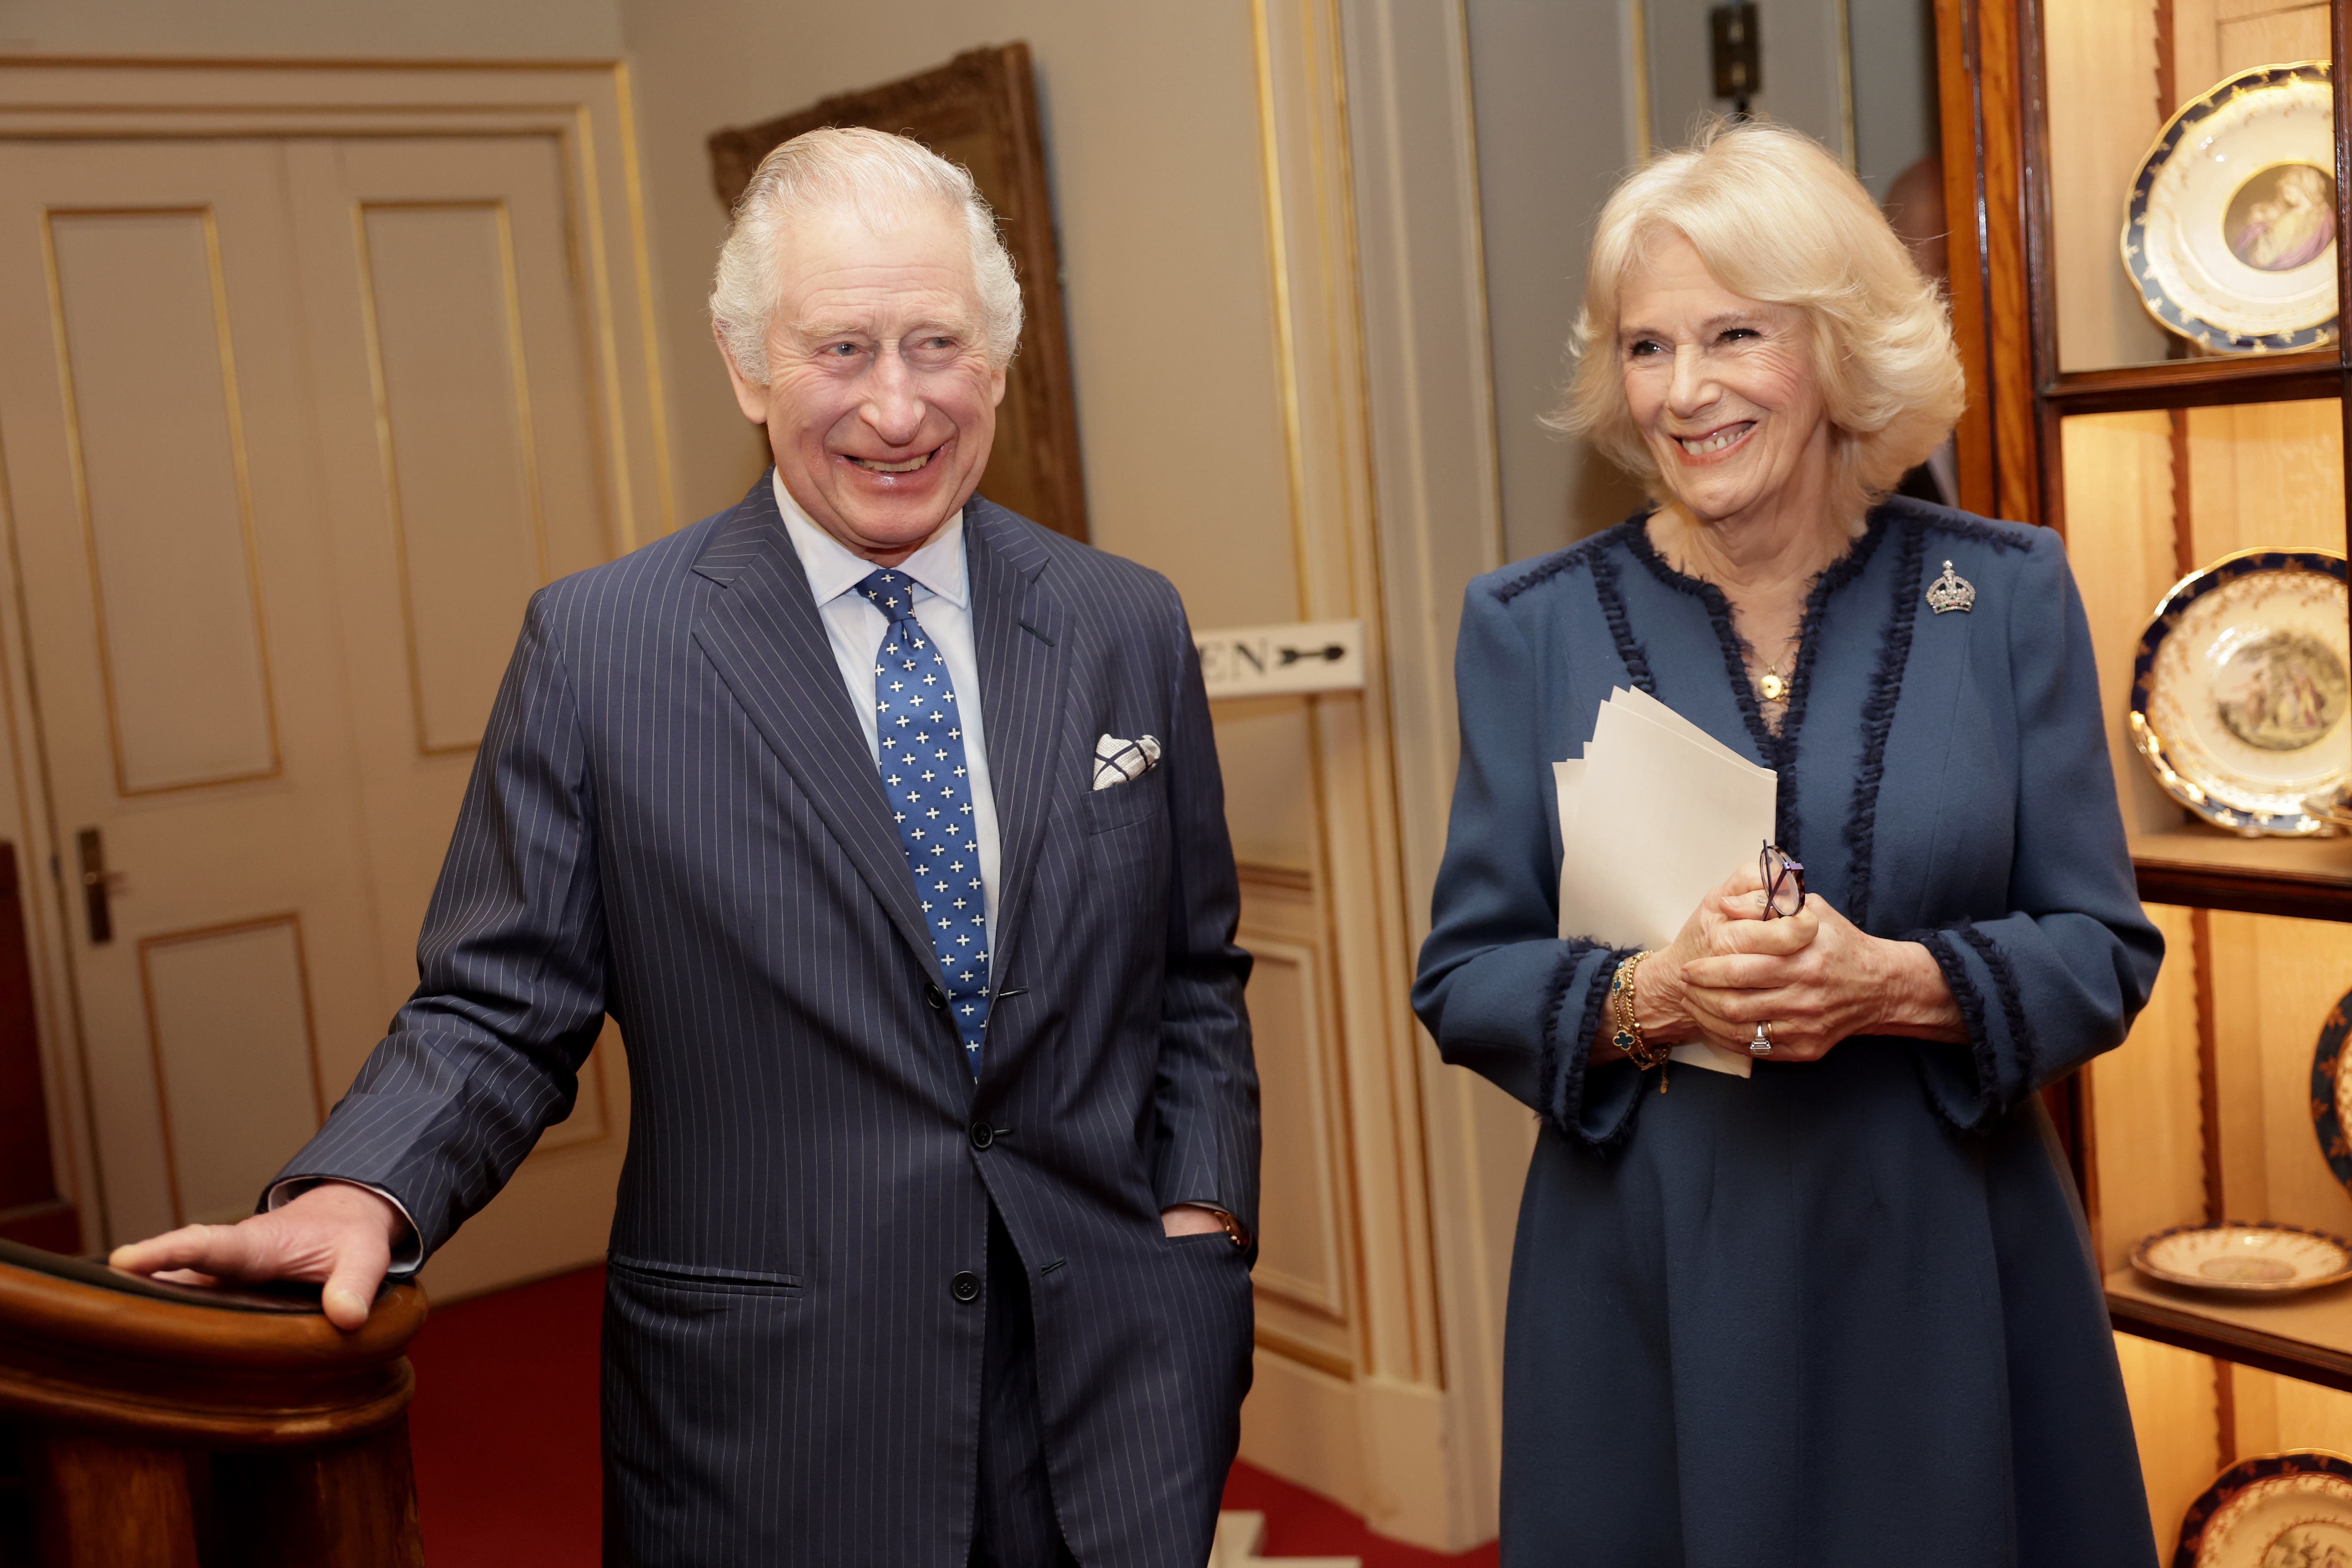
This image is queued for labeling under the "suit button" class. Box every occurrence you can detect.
[925,983,946,1010]
[969,1121,994,1151]
[950,1270,982,1304]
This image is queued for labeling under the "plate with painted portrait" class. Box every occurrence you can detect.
[2123,61,2337,354]
[2175,1453,2352,1568]
[2131,549,2351,836]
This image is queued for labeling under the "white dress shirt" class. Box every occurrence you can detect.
[769,471,1002,937]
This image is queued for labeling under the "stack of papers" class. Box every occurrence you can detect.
[1555,687,1777,1079]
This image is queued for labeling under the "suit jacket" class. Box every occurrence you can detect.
[274,478,1260,1567]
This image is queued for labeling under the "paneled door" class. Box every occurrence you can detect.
[0,133,631,1297]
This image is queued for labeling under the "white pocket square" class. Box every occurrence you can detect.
[1093,734,1162,790]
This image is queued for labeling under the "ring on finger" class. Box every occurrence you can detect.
[1749,1021,1774,1056]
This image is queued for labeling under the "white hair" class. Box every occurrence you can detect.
[709,126,1025,382]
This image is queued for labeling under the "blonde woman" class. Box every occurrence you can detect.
[1413,122,2162,1565]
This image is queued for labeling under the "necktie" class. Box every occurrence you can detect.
[856,569,990,1071]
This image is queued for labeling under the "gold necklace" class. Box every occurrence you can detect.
[1752,641,1797,703]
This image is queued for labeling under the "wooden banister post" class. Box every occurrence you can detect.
[209,1418,423,1568]
[0,1242,427,1568]
[31,1432,198,1567]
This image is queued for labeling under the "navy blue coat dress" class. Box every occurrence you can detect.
[1413,499,2164,1567]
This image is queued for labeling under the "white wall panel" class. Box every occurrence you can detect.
[358,201,547,753]
[50,209,279,793]
[141,917,321,1225]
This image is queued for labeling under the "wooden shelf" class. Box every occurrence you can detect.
[2131,828,2352,922]
[2108,1269,2352,1393]
[2045,351,2341,415]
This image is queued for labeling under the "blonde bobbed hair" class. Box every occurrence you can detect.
[1556,118,1966,527]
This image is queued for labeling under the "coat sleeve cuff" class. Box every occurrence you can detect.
[264,1177,425,1277]
[1905,921,2033,1132]
[1540,942,1646,1151]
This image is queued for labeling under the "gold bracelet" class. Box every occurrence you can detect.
[1610,950,1671,1070]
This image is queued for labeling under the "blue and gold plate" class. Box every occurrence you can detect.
[2314,988,2352,1201]
[2123,62,2337,354]
[2175,1452,2352,1566]
[2131,548,2350,837]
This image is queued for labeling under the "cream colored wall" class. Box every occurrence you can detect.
[1846,0,1937,201]
[618,0,1318,864]
[620,3,1296,611]
[1465,0,1648,562]
[1643,0,1849,157]
[0,0,620,57]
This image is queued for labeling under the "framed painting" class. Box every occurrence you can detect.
[709,43,1089,542]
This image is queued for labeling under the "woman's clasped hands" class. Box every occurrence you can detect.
[1622,861,1962,1064]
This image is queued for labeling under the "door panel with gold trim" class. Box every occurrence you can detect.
[0,135,628,1295]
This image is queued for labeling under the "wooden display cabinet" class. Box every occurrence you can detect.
[1937,0,2352,1535]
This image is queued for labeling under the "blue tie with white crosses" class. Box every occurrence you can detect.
[856,569,990,1071]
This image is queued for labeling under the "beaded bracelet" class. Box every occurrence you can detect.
[1609,950,1672,1070]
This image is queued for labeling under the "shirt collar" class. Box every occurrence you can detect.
[770,470,967,611]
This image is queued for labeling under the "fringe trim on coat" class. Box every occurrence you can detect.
[1956,916,2036,1082]
[1539,942,1641,1153]
[1494,518,1655,694]
[1842,522,1929,932]
[1909,926,2004,1132]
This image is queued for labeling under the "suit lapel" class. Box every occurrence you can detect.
[689,476,941,979]
[965,500,1068,996]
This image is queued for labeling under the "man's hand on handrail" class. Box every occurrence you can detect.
[108,1182,411,1331]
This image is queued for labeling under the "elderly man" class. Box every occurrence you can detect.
[114,127,1259,1568]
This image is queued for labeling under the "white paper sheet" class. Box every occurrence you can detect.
[1614,684,1754,766]
[1555,689,1774,1078]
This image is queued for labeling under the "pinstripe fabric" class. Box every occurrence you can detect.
[272,476,1259,1567]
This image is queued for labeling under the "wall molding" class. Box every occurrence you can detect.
[1339,0,1520,1548]
[1234,1,1510,1551]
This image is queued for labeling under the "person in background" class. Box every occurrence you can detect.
[113,127,1259,1568]
[1412,119,2162,1566]
[1882,151,1958,507]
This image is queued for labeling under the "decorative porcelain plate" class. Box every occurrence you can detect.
[2315,989,2352,1202]
[2175,1453,2352,1568]
[2123,61,2337,353]
[2133,1223,2352,1294]
[2130,549,2352,836]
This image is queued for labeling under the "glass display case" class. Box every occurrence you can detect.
[1937,0,2352,1539]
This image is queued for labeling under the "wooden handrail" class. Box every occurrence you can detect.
[0,1241,428,1567]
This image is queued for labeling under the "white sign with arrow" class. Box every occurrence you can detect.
[1192,619,1365,698]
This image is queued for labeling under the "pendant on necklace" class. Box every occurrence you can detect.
[1759,672,1788,702]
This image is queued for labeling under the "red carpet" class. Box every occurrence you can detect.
[405,1265,606,1565]
[1221,1465,1502,1567]
[405,1264,1499,1566]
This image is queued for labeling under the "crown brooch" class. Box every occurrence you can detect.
[1925,559,1976,615]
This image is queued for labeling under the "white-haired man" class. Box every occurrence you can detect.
[115,127,1260,1568]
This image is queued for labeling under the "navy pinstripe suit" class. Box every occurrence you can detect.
[272,477,1260,1566]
